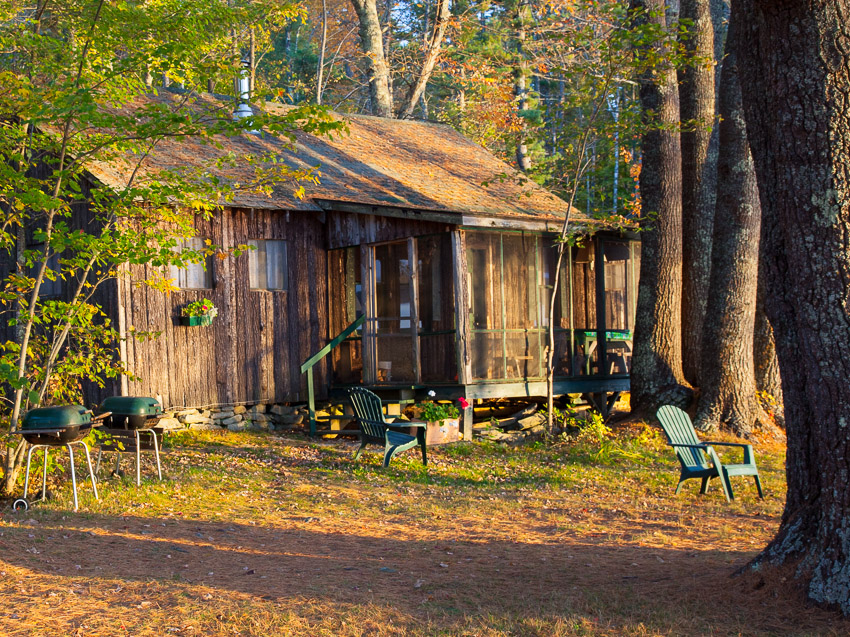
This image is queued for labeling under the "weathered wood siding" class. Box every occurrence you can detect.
[117,207,328,410]
[325,211,450,249]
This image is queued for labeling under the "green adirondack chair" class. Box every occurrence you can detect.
[347,387,427,468]
[656,405,764,502]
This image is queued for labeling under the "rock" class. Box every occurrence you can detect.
[222,415,243,426]
[501,432,525,444]
[176,408,199,417]
[530,425,546,435]
[189,423,222,431]
[282,413,304,426]
[179,414,211,425]
[248,420,269,431]
[227,422,246,432]
[233,405,247,415]
[156,418,182,431]
[211,410,234,421]
[251,413,269,422]
[249,404,266,414]
[271,404,295,416]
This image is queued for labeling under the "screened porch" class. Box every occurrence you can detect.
[325,228,639,395]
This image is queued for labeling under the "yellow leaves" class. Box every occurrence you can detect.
[143,275,179,294]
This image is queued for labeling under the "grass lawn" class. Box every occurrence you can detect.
[0,422,843,636]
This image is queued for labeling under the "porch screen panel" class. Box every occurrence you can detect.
[467,231,549,381]
[468,233,503,330]
[467,232,505,380]
[603,241,630,330]
[373,242,415,383]
[417,234,457,383]
[502,234,541,379]
[601,240,633,375]
[541,238,575,377]
[571,242,599,375]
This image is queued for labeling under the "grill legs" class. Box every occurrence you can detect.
[95,428,163,486]
[21,441,99,512]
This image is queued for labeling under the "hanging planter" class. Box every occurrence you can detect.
[180,298,217,326]
[179,315,213,326]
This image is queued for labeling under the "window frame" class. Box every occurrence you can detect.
[247,238,288,292]
[169,237,213,290]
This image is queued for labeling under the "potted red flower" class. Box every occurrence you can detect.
[179,298,218,326]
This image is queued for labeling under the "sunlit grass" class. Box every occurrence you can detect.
[0,423,838,636]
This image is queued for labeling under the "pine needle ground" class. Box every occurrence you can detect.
[0,424,842,636]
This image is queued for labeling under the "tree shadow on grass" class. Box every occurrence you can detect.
[0,510,843,635]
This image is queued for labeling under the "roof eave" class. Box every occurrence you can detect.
[312,198,597,233]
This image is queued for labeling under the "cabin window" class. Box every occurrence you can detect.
[170,237,213,289]
[29,248,62,297]
[248,239,288,291]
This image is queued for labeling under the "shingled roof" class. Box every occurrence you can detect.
[85,93,582,224]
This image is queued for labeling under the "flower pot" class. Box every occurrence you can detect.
[425,418,460,445]
[179,315,213,326]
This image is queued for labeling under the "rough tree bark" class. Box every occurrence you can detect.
[396,0,450,119]
[694,17,763,437]
[678,0,716,386]
[629,0,692,414]
[350,0,393,117]
[754,281,783,424]
[737,0,850,612]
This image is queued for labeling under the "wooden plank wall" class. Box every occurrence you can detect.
[325,211,449,249]
[117,207,328,410]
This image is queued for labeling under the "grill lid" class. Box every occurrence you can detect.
[21,405,91,430]
[97,396,161,417]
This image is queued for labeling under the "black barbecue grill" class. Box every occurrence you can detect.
[95,396,164,485]
[97,396,163,429]
[12,405,105,512]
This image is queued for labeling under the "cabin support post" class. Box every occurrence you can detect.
[461,402,474,441]
[409,237,421,382]
[451,229,473,441]
[595,238,609,418]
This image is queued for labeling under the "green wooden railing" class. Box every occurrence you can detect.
[300,314,365,435]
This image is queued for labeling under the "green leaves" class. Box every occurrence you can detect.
[0,0,340,422]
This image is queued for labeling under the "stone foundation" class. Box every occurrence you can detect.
[157,403,311,433]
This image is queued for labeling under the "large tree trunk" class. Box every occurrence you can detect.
[629,0,692,414]
[694,16,763,437]
[396,0,450,119]
[754,281,783,425]
[678,0,716,386]
[350,0,393,117]
[737,0,850,612]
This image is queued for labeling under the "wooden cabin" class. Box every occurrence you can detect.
[57,97,639,434]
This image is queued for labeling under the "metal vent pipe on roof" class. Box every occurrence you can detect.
[233,56,253,121]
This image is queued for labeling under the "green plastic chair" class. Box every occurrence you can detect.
[347,387,427,468]
[656,405,764,502]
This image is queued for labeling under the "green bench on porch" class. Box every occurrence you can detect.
[347,387,427,468]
